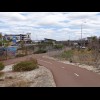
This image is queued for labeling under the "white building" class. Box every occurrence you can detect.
[4,33,31,44]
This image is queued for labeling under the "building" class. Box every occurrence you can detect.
[43,38,56,45]
[4,33,32,45]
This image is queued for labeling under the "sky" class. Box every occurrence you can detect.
[0,12,100,41]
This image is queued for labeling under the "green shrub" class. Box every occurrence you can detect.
[34,49,47,54]
[61,50,73,60]
[0,62,5,71]
[12,60,38,72]
[54,44,64,49]
[87,48,92,51]
[16,54,26,57]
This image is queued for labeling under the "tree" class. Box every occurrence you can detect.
[20,40,28,55]
[0,34,16,60]
[3,40,10,60]
[0,33,3,46]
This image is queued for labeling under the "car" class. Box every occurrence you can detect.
[80,46,86,49]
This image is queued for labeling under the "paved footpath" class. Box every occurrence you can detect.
[3,53,100,87]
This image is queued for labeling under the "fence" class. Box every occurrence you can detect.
[0,46,17,60]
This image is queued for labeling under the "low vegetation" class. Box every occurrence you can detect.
[60,50,73,61]
[12,58,38,72]
[34,49,47,54]
[15,54,26,57]
[0,62,5,71]
[54,44,64,49]
[53,48,100,67]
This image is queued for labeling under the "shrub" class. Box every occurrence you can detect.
[12,60,38,72]
[16,54,26,57]
[0,62,5,71]
[54,44,64,49]
[87,48,92,51]
[61,50,73,60]
[34,49,47,54]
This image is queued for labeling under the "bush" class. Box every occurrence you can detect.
[54,44,64,49]
[0,62,5,71]
[12,60,38,72]
[34,49,47,54]
[61,50,73,60]
[87,48,92,51]
[16,54,26,57]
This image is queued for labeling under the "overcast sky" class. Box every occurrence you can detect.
[0,12,100,41]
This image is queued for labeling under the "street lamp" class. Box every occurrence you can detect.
[81,21,86,48]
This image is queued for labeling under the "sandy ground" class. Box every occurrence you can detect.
[0,64,56,87]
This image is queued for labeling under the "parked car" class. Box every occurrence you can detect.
[80,46,86,49]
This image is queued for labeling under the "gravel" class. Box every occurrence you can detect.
[0,64,56,87]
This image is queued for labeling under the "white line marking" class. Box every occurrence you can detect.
[74,73,79,76]
[62,67,65,68]
[38,59,52,64]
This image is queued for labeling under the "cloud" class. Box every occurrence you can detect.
[0,12,100,40]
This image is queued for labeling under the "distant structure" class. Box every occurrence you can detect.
[4,33,32,45]
[32,38,56,45]
[42,38,56,45]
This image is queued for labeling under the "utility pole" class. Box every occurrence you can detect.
[81,24,82,49]
[69,35,70,47]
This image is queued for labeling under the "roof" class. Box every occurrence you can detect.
[4,34,27,36]
[44,38,56,41]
